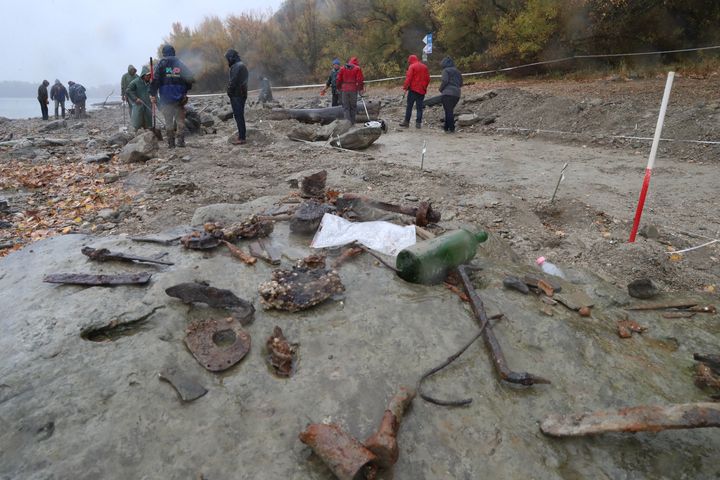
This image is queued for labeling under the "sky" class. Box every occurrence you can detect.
[0,0,284,88]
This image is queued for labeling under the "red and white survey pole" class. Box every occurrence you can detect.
[628,71,675,243]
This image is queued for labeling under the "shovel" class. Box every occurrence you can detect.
[149,57,163,141]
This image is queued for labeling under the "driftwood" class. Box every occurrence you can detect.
[43,272,152,286]
[269,100,381,125]
[541,402,720,437]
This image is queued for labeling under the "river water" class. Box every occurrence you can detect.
[0,96,122,119]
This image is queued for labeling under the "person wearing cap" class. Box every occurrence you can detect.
[224,48,249,145]
[121,65,139,114]
[335,57,364,123]
[37,80,50,120]
[150,44,194,148]
[126,66,152,132]
[320,58,342,107]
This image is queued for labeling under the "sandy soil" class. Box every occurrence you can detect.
[1,75,719,294]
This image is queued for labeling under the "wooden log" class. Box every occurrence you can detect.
[269,100,381,124]
[541,402,720,437]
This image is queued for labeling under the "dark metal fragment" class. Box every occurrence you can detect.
[503,276,529,294]
[81,246,174,265]
[301,170,327,198]
[364,386,415,469]
[181,231,221,250]
[184,317,251,372]
[335,193,440,227]
[159,367,208,401]
[258,258,344,312]
[43,272,152,286]
[290,200,334,234]
[165,282,255,322]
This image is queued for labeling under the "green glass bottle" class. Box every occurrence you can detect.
[396,228,489,285]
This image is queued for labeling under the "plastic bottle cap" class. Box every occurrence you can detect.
[536,256,546,265]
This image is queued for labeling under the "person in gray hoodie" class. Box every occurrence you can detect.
[439,57,463,133]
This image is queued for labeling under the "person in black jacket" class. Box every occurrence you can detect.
[150,44,194,148]
[439,57,463,133]
[225,48,249,145]
[50,80,68,119]
[320,59,341,106]
[37,80,50,120]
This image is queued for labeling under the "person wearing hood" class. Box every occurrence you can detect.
[399,54,430,128]
[121,65,139,113]
[335,57,364,123]
[126,66,152,131]
[150,44,194,148]
[49,79,68,119]
[320,58,341,106]
[67,81,87,118]
[439,56,463,133]
[224,48,249,145]
[37,80,50,120]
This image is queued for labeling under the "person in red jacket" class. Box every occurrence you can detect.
[399,54,430,129]
[335,57,364,124]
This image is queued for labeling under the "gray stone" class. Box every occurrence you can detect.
[200,114,215,127]
[83,153,111,164]
[118,131,158,163]
[153,181,197,195]
[218,108,234,121]
[456,114,481,127]
[639,224,660,240]
[37,138,70,147]
[107,131,133,147]
[70,122,85,130]
[102,173,119,184]
[316,119,352,141]
[628,278,659,299]
[462,90,498,104]
[287,124,319,142]
[329,125,382,150]
[190,196,285,226]
[86,139,98,149]
[96,208,116,221]
[481,115,498,125]
[39,120,66,132]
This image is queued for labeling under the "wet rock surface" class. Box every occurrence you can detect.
[1,217,719,479]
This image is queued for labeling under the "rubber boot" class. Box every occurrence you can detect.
[176,134,185,148]
[167,133,175,149]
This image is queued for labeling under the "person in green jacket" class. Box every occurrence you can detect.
[125,66,152,131]
[121,65,139,114]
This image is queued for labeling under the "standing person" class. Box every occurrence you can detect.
[399,54,430,129]
[68,81,87,118]
[335,57,364,124]
[439,56,463,134]
[37,80,50,120]
[125,66,152,132]
[121,65,139,114]
[50,80,68,119]
[150,44,194,148]
[224,48,248,145]
[258,75,273,104]
[320,58,341,107]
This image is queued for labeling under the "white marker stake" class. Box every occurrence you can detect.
[629,71,675,242]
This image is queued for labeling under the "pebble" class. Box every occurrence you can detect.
[404,195,419,202]
[103,173,119,184]
[181,156,192,163]
[379,171,393,177]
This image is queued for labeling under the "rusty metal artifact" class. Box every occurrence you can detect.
[158,367,208,401]
[541,402,720,437]
[184,317,251,372]
[181,231,221,250]
[165,282,255,323]
[335,193,441,227]
[299,423,378,480]
[364,386,415,469]
[43,272,152,286]
[258,257,344,312]
[266,326,297,377]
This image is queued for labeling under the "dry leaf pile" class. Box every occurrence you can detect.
[0,160,133,256]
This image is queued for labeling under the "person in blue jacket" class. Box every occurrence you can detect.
[150,44,194,148]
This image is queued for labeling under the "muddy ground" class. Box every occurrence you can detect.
[2,74,719,292]
[1,74,719,479]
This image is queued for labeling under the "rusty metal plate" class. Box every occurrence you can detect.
[184,317,251,372]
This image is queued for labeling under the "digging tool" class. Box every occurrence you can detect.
[550,162,568,204]
[121,102,127,131]
[149,57,163,141]
[359,94,371,122]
